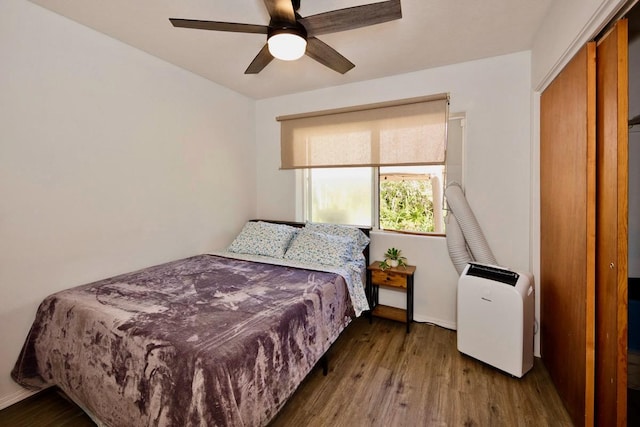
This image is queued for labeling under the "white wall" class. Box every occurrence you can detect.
[255,51,532,330]
[0,0,256,408]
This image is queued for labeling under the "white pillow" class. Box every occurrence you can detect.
[284,230,355,266]
[305,222,369,259]
[227,221,298,258]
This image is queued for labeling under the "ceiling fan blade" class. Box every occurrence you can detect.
[299,0,402,36]
[305,37,355,74]
[245,44,275,74]
[263,0,296,24]
[169,18,268,34]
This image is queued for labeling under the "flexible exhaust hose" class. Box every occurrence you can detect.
[445,182,498,273]
[445,211,473,275]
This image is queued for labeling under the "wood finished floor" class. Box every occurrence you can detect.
[0,317,573,427]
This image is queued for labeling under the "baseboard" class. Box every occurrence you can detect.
[0,388,37,410]
[413,314,456,330]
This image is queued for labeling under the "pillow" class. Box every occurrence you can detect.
[304,222,369,258]
[284,230,355,266]
[227,221,298,258]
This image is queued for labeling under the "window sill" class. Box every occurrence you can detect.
[375,228,445,238]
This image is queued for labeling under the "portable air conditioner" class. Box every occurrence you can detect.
[457,263,534,378]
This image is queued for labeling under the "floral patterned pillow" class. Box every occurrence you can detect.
[284,230,355,266]
[227,221,298,258]
[305,222,369,259]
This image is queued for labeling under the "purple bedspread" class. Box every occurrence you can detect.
[12,255,354,426]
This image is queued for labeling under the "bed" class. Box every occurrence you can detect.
[11,220,370,426]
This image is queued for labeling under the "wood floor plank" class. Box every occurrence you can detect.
[271,317,573,427]
[0,388,94,427]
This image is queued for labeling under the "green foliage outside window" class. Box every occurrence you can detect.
[380,179,435,232]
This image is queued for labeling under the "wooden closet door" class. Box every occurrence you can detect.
[540,43,596,427]
[595,19,628,427]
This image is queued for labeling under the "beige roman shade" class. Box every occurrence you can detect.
[278,93,449,169]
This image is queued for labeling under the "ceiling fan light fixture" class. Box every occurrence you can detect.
[268,28,307,61]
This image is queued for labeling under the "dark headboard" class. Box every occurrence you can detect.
[251,219,372,266]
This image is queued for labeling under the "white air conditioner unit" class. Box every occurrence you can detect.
[457,263,534,378]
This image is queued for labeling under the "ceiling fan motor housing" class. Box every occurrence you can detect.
[267,20,307,41]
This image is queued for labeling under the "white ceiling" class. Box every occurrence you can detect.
[28,0,552,99]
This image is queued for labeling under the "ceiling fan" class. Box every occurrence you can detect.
[169,0,402,75]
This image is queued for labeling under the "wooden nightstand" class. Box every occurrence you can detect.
[367,261,416,333]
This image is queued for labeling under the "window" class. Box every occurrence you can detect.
[302,165,445,233]
[300,117,464,234]
[379,165,445,233]
[279,94,458,234]
[306,167,373,226]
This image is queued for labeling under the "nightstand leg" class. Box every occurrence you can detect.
[406,275,414,333]
[366,269,372,323]
[370,285,379,324]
